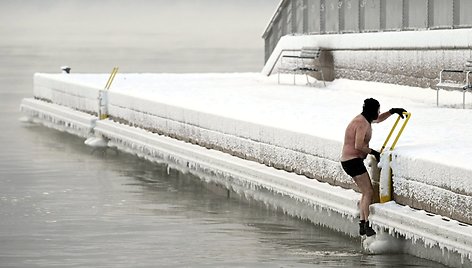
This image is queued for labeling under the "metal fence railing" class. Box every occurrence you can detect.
[263,0,472,62]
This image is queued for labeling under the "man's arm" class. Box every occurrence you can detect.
[373,111,392,123]
[373,108,407,123]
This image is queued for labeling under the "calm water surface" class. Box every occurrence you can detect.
[0,5,447,267]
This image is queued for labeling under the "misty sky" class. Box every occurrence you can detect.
[0,0,279,50]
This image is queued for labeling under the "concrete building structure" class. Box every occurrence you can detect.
[262,0,472,88]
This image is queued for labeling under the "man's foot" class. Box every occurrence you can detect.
[359,220,376,236]
[359,220,366,236]
[365,221,376,237]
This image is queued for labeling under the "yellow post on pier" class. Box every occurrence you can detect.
[99,67,119,120]
[104,67,119,90]
[379,112,411,203]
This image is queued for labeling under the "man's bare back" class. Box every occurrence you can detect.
[341,114,372,161]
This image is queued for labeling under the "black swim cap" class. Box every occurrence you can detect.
[362,98,380,122]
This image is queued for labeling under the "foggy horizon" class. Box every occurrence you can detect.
[0,0,278,51]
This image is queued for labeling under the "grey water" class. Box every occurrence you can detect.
[0,1,447,267]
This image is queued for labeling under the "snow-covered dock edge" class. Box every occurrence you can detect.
[20,97,472,267]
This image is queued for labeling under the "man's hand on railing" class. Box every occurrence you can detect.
[389,108,407,118]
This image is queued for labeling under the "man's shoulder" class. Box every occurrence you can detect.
[350,115,369,128]
[352,114,368,123]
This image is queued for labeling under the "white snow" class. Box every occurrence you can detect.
[31,72,472,184]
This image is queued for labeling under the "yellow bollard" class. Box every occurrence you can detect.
[379,112,411,203]
[99,67,119,120]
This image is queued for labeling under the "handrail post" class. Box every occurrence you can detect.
[99,67,119,120]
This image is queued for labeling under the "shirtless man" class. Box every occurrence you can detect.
[341,98,406,236]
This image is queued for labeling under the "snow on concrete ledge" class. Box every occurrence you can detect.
[262,28,472,76]
[28,72,472,223]
[370,202,472,266]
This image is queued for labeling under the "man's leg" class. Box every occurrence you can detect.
[354,172,374,219]
[354,172,376,236]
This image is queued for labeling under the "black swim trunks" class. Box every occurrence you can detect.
[341,158,367,178]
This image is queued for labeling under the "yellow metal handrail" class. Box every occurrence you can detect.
[379,112,411,203]
[380,112,411,153]
[104,67,119,90]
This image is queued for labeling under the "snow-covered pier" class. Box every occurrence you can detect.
[21,72,472,267]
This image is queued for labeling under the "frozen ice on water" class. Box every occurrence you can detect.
[362,232,404,254]
[20,98,96,138]
[18,116,34,123]
[84,136,108,148]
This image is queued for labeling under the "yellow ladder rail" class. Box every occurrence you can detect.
[379,112,411,203]
[380,112,411,153]
[104,67,119,90]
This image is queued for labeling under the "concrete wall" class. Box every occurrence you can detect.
[107,92,472,225]
[263,29,472,89]
[332,48,471,88]
[263,0,472,89]
[106,91,352,189]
